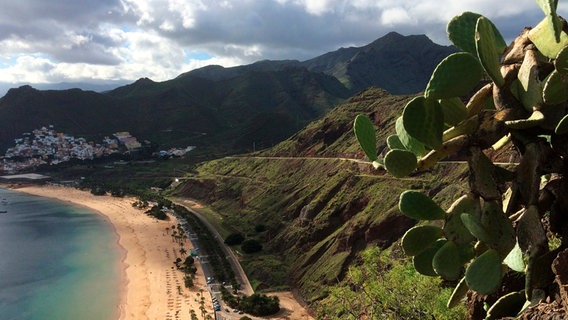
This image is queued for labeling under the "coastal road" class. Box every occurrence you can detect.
[173,198,254,296]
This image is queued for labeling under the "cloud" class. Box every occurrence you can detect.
[0,0,565,89]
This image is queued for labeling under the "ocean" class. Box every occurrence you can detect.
[0,188,122,320]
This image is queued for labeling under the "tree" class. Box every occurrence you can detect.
[254,224,266,233]
[354,1,568,318]
[224,233,245,245]
[240,239,262,254]
[90,186,106,196]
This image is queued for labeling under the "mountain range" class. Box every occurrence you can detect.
[0,32,456,155]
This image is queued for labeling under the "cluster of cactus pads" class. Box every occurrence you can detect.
[355,0,568,318]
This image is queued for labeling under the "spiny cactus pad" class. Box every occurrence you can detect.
[485,290,526,320]
[413,239,446,277]
[460,212,491,244]
[503,242,525,273]
[516,49,544,111]
[401,225,444,256]
[447,12,506,56]
[402,97,444,150]
[433,240,465,280]
[476,17,506,87]
[556,114,568,134]
[555,46,568,73]
[529,16,568,59]
[447,277,469,308]
[386,134,405,150]
[354,114,377,161]
[384,149,417,178]
[395,117,427,157]
[543,69,568,105]
[444,195,478,244]
[481,200,516,256]
[399,190,446,220]
[424,52,484,99]
[439,97,468,126]
[535,0,561,41]
[465,248,503,295]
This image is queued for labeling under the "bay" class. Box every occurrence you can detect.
[0,188,121,320]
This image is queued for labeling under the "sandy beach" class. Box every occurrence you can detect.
[15,185,213,320]
[14,185,314,320]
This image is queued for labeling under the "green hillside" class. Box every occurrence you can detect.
[170,88,470,303]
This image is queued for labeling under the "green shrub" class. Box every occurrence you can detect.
[241,239,262,254]
[224,233,245,245]
[317,247,466,319]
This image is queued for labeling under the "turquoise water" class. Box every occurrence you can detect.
[0,188,122,320]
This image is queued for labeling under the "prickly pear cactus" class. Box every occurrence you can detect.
[354,1,568,318]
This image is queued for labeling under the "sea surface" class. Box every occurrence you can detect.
[0,188,122,320]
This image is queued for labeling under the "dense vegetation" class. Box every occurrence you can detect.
[220,286,280,316]
[317,246,466,319]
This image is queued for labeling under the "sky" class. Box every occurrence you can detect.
[0,0,567,95]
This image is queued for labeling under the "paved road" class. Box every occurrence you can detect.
[173,199,254,296]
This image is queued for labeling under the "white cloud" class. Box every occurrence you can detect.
[167,0,206,29]
[381,7,414,26]
[1,0,566,90]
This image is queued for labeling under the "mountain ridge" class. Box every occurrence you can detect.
[0,32,456,156]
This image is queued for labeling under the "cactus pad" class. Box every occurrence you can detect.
[485,291,526,320]
[384,149,417,178]
[516,49,544,111]
[354,114,377,161]
[439,97,468,126]
[402,225,444,256]
[386,134,405,150]
[433,240,465,280]
[543,70,568,104]
[413,239,446,277]
[476,17,506,87]
[481,200,516,256]
[536,0,561,41]
[503,242,525,272]
[447,277,469,308]
[425,52,484,99]
[465,248,503,295]
[447,12,506,55]
[395,117,427,157]
[402,97,444,150]
[529,16,568,59]
[555,46,568,73]
[460,212,491,244]
[555,114,568,134]
[399,190,446,220]
[444,195,478,244]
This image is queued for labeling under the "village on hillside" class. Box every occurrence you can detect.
[0,125,195,173]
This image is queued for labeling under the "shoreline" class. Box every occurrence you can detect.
[13,185,212,320]
[8,184,315,320]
